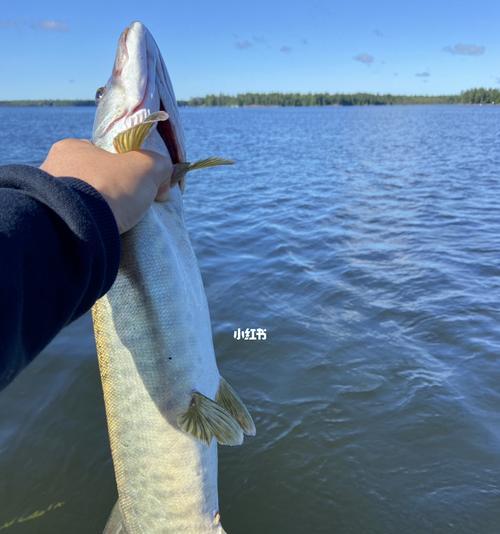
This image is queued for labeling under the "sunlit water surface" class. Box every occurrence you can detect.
[0,105,500,533]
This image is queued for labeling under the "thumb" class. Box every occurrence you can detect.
[155,163,189,201]
[136,149,173,201]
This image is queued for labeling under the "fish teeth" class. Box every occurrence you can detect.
[124,108,151,129]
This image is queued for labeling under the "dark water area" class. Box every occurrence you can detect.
[1,105,500,533]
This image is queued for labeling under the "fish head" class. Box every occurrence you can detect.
[92,21,186,164]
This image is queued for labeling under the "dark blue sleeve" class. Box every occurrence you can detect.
[0,164,120,389]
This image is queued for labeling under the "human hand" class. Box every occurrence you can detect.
[40,139,174,234]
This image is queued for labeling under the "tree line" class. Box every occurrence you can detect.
[1,88,500,107]
[178,88,500,107]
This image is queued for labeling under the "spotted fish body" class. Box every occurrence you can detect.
[91,22,254,533]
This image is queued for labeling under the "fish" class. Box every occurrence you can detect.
[91,21,255,533]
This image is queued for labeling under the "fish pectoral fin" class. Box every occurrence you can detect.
[170,157,234,194]
[178,392,243,446]
[187,157,234,171]
[113,110,169,153]
[216,377,256,436]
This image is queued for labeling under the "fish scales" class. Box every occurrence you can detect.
[93,193,221,533]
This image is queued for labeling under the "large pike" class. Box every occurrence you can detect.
[91,21,255,533]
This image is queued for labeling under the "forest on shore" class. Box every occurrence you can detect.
[178,88,500,106]
[1,88,500,107]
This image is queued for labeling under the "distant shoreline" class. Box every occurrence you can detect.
[1,88,499,107]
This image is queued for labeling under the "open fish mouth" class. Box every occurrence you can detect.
[157,100,182,164]
[120,20,184,164]
[93,21,232,195]
[93,21,186,165]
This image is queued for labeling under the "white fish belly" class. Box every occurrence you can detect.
[93,188,223,533]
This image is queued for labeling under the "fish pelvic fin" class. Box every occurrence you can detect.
[216,377,256,436]
[112,111,169,153]
[178,392,243,446]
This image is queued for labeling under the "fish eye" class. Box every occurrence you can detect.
[95,86,106,103]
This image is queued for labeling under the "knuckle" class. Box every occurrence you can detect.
[50,139,69,153]
[50,138,78,153]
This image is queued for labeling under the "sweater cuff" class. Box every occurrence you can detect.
[0,164,120,298]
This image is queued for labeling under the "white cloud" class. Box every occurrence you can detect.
[443,43,485,56]
[34,20,69,32]
[234,39,253,50]
[354,53,374,65]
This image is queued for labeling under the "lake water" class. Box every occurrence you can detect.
[0,105,500,533]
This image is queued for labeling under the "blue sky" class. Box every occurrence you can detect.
[1,0,499,99]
